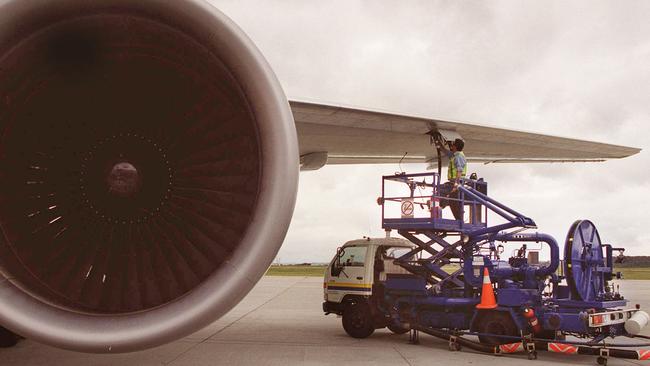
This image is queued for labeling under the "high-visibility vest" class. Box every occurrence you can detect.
[448,151,467,180]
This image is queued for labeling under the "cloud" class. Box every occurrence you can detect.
[210,0,650,262]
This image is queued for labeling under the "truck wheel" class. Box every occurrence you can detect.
[0,326,19,348]
[342,301,375,338]
[477,311,519,345]
[387,324,410,335]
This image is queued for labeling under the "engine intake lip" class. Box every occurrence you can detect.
[0,0,298,353]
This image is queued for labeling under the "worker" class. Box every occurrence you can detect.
[437,138,467,220]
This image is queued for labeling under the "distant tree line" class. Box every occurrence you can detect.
[614,256,650,268]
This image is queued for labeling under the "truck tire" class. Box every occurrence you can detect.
[477,311,519,345]
[342,301,375,338]
[387,324,410,335]
[0,326,19,348]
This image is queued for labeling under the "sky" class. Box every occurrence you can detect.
[209,0,650,263]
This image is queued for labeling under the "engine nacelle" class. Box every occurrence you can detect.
[0,0,298,353]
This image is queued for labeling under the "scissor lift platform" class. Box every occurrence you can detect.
[379,172,537,289]
[383,217,486,232]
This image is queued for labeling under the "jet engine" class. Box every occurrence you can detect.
[0,0,298,353]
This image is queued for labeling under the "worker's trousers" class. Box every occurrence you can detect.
[440,181,462,221]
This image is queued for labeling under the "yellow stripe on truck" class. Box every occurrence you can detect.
[326,282,372,288]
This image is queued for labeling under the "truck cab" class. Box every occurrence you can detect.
[323,236,415,338]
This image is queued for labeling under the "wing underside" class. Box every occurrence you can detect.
[291,100,640,170]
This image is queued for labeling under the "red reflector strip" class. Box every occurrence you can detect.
[548,343,578,354]
[498,342,523,354]
[638,349,650,360]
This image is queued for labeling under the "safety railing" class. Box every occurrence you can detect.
[380,172,488,233]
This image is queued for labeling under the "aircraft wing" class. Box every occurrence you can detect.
[291,100,641,170]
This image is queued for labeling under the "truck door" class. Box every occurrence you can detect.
[326,245,371,303]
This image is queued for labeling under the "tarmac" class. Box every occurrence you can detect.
[2,277,650,366]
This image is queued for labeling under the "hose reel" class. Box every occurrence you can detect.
[564,220,607,301]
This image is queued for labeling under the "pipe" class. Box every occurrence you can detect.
[412,325,495,354]
[463,232,560,287]
[495,232,559,277]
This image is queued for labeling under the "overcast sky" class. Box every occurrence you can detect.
[210,0,649,263]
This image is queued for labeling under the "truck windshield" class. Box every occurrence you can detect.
[339,246,366,267]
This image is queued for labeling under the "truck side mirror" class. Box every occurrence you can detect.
[331,247,344,277]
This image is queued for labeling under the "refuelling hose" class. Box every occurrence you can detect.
[411,325,650,361]
[456,331,650,348]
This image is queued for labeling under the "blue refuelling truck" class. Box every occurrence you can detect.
[324,171,649,365]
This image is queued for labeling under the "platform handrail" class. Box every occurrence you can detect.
[457,184,536,228]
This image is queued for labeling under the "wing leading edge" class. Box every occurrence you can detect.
[291,100,641,170]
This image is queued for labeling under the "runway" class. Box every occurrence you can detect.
[2,277,649,365]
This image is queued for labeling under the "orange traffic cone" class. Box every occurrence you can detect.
[476,267,498,309]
